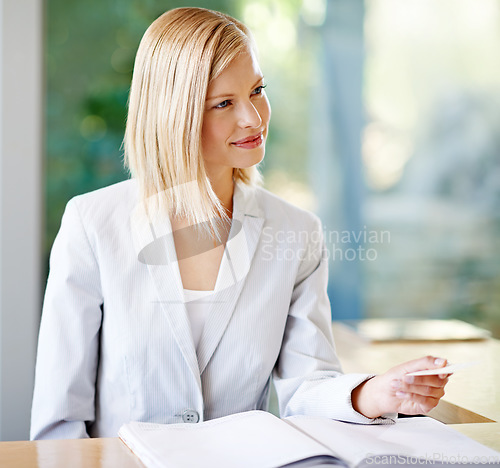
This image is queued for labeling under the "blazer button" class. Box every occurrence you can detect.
[182,409,200,423]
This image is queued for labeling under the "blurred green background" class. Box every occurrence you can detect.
[46,0,500,335]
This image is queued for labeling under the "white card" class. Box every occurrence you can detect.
[406,361,478,377]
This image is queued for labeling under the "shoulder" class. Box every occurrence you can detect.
[69,179,138,213]
[251,185,326,282]
[70,179,137,208]
[252,185,322,232]
[66,179,138,229]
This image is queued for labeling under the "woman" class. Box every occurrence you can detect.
[31,7,449,440]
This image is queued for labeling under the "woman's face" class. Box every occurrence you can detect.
[201,48,271,182]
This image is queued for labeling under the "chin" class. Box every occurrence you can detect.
[236,148,266,169]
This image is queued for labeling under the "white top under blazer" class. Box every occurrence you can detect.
[30,179,393,440]
[183,288,212,349]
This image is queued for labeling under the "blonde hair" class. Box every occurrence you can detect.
[124,7,261,234]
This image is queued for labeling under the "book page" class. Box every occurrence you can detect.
[119,410,343,468]
[285,416,500,466]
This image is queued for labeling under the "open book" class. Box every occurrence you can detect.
[118,411,500,467]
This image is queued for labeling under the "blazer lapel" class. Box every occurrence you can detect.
[130,200,201,389]
[197,183,265,375]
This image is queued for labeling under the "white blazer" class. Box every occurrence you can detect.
[31,180,389,440]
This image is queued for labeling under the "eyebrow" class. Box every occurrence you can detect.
[206,76,265,102]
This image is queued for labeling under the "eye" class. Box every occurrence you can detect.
[214,100,231,109]
[251,84,267,96]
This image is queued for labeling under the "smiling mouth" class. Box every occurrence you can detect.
[231,132,264,148]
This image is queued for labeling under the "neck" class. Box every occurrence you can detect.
[207,169,234,217]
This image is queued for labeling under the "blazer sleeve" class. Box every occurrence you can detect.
[272,216,396,424]
[30,198,103,439]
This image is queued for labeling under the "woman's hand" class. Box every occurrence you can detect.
[351,356,450,419]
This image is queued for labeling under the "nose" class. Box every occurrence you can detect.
[238,101,262,128]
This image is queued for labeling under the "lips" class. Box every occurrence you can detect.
[231,132,264,149]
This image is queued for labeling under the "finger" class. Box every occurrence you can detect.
[392,380,445,398]
[395,392,441,414]
[407,384,445,399]
[403,374,449,388]
[400,356,448,375]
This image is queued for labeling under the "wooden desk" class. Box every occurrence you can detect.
[0,437,143,468]
[332,321,500,425]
